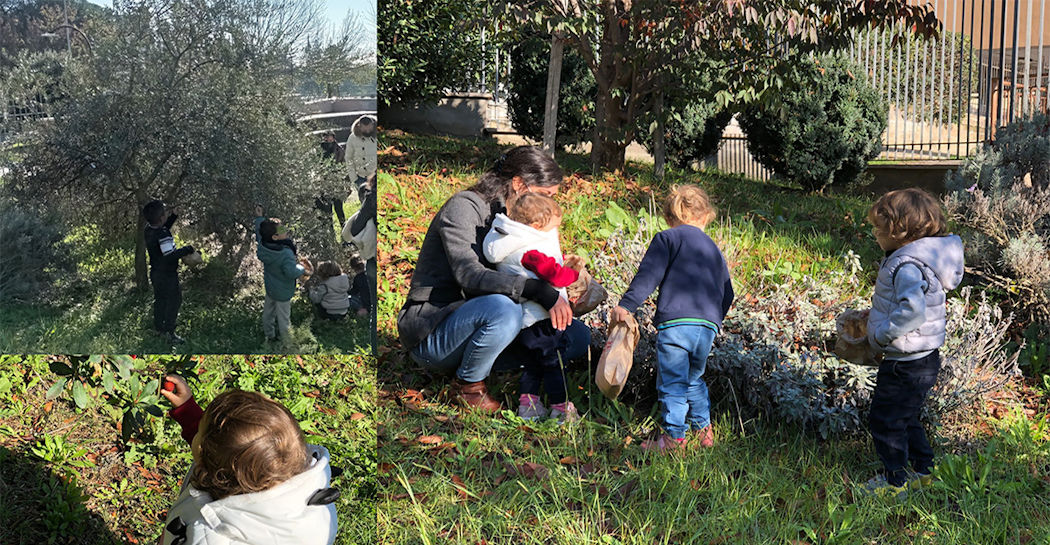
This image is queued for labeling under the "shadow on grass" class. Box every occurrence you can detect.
[0,447,123,545]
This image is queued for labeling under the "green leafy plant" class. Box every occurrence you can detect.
[30,434,95,478]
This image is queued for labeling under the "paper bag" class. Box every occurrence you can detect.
[596,313,639,400]
[563,256,608,317]
[181,250,203,267]
[833,308,879,366]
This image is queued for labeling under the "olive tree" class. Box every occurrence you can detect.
[5,0,344,290]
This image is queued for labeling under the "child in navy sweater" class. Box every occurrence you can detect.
[611,185,734,451]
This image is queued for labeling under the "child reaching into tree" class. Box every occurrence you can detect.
[861,188,963,498]
[143,200,196,345]
[611,185,734,451]
[483,192,580,422]
[158,374,339,545]
[254,205,313,343]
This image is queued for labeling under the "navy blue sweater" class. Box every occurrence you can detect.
[617,224,734,330]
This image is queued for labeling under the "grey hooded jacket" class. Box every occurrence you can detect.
[867,234,964,361]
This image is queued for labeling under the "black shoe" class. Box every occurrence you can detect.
[167,333,186,344]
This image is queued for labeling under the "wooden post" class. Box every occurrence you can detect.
[653,91,666,180]
[542,32,565,157]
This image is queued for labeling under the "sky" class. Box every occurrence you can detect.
[84,0,375,29]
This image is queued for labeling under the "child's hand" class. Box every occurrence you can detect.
[609,306,631,324]
[159,374,193,408]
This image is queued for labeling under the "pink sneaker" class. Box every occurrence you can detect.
[517,394,547,421]
[641,434,686,452]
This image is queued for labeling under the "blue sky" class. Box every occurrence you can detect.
[85,0,375,29]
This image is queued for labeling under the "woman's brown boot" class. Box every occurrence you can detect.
[450,379,502,412]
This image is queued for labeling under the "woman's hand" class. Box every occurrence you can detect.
[160,374,193,408]
[549,297,573,330]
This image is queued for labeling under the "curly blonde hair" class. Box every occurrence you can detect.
[663,184,716,228]
[867,188,947,245]
[507,192,562,228]
[191,391,307,499]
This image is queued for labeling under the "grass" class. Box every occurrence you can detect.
[0,353,377,545]
[376,131,1050,544]
[0,203,370,354]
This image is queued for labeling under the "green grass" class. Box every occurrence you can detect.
[0,203,370,354]
[0,353,377,545]
[377,396,1050,544]
[376,131,1050,544]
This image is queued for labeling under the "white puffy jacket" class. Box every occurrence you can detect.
[482,213,567,328]
[161,445,338,545]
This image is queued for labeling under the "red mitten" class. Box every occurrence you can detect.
[522,250,579,288]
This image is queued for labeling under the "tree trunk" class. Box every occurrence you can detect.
[653,91,666,180]
[590,0,631,173]
[542,33,564,157]
[134,189,148,291]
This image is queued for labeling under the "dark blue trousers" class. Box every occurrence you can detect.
[515,319,569,404]
[868,350,941,486]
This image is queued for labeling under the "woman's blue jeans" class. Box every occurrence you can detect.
[410,294,591,383]
[656,323,717,439]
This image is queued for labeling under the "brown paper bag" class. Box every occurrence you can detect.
[833,308,879,366]
[564,256,608,317]
[596,313,640,400]
[181,250,203,267]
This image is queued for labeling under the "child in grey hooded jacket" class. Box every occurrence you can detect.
[862,188,964,498]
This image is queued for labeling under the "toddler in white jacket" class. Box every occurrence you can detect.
[159,376,339,545]
[483,193,580,422]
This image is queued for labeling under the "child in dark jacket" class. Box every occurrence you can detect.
[159,375,338,545]
[143,200,195,345]
[611,185,734,451]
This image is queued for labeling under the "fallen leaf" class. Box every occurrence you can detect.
[516,461,550,480]
[417,435,443,445]
[451,475,468,500]
[350,412,366,421]
[559,456,579,465]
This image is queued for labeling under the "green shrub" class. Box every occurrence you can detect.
[638,101,733,169]
[739,55,887,191]
[944,114,1050,322]
[505,32,595,148]
[0,203,72,303]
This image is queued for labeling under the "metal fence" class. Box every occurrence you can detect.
[1,95,53,144]
[850,0,1049,160]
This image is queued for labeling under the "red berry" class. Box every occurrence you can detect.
[163,381,176,392]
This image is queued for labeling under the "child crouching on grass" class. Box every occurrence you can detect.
[309,257,370,320]
[611,185,734,451]
[483,192,581,423]
[158,375,338,545]
[861,188,963,498]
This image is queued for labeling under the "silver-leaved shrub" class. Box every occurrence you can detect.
[589,221,1020,438]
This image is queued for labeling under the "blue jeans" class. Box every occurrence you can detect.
[410,294,591,383]
[655,324,717,439]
